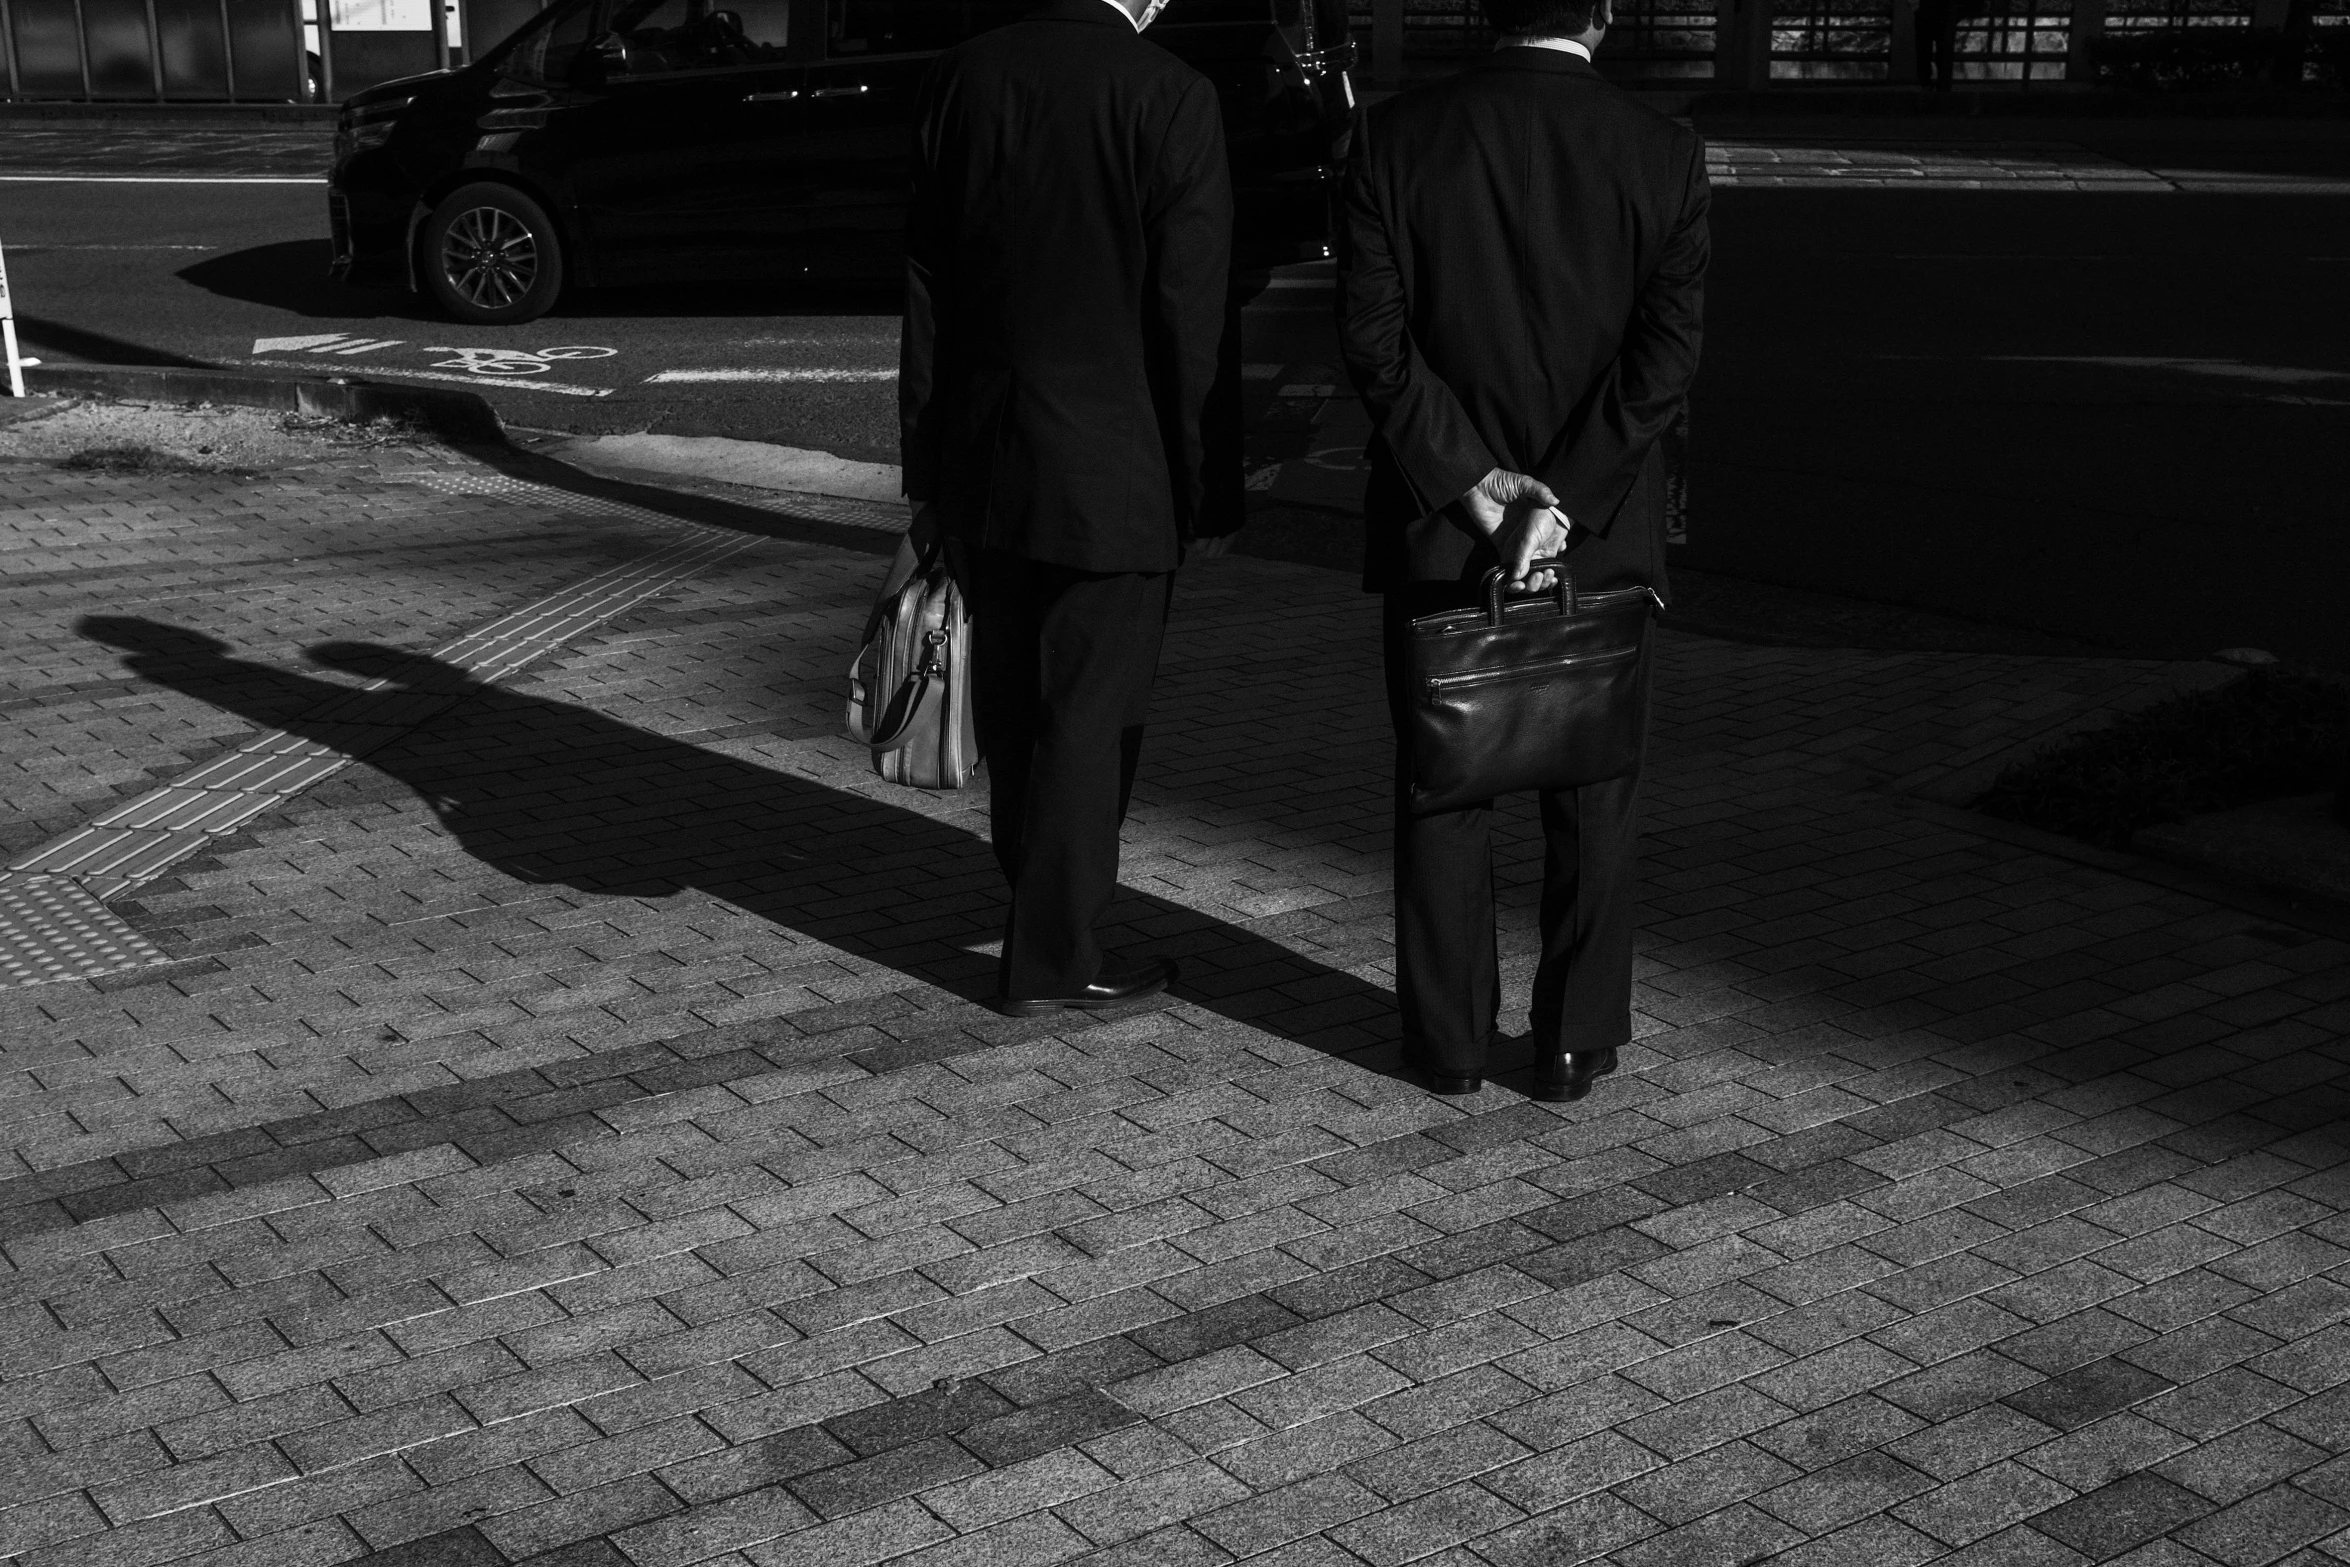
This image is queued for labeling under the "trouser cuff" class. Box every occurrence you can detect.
[1535,1018,1632,1055]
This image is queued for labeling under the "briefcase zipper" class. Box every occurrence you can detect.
[1424,644,1639,698]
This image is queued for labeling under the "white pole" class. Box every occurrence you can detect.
[0,238,37,398]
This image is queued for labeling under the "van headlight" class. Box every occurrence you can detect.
[338,96,413,156]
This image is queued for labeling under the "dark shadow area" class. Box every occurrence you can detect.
[1691,188,2350,672]
[456,439,906,561]
[560,279,905,320]
[14,315,215,370]
[75,615,1408,1066]
[174,240,902,322]
[1659,563,2120,656]
[174,240,424,321]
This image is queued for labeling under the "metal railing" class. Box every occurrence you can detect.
[7,0,2339,98]
[1342,0,2343,84]
[0,0,536,100]
[1340,0,1712,74]
[1,0,308,99]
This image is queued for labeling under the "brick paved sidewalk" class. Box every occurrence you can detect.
[2,440,2347,1567]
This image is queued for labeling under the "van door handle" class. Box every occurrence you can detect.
[807,83,868,97]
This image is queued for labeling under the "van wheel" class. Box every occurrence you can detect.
[422,183,564,325]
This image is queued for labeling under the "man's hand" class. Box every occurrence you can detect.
[1459,468,1572,592]
[1496,502,1571,593]
[1183,533,1237,565]
[1458,468,1556,536]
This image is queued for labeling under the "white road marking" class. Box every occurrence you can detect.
[0,174,327,185]
[254,333,354,354]
[243,360,615,396]
[646,368,896,383]
[423,345,617,376]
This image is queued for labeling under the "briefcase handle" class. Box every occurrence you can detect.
[1478,556,1576,625]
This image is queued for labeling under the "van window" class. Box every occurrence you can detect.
[504,0,598,81]
[606,0,791,71]
[1271,0,1346,54]
[828,0,969,55]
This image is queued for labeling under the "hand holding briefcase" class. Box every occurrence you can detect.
[1403,558,1662,814]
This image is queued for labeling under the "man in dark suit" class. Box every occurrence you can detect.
[1336,0,1708,1100]
[901,0,1238,1016]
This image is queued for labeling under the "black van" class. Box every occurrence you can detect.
[330,0,1355,323]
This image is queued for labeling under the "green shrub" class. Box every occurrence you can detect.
[2091,26,2350,90]
[1976,666,2350,849]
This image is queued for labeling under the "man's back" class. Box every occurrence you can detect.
[1339,48,1708,592]
[901,0,1234,574]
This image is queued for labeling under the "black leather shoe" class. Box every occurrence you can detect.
[996,959,1176,1017]
[1402,1048,1483,1095]
[1528,1046,1618,1103]
[1416,1067,1482,1095]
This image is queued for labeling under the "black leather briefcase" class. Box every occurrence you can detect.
[1403,559,1661,814]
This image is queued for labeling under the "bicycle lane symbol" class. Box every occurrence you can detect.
[423,345,620,377]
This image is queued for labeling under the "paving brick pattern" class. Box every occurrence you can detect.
[2,444,2347,1567]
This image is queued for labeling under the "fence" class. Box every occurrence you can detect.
[2,0,305,98]
[4,0,2341,97]
[0,0,542,100]
[1343,0,2343,84]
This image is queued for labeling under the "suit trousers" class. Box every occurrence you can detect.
[970,549,1174,999]
[1382,590,1647,1075]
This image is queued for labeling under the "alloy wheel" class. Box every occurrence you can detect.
[440,206,539,310]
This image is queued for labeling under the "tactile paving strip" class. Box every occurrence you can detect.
[0,473,766,987]
[419,470,904,531]
[0,873,173,988]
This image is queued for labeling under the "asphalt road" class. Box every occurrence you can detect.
[1692,187,2350,667]
[5,179,911,458]
[5,121,2347,667]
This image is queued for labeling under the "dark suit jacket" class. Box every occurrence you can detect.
[1336,47,1709,597]
[899,0,1238,575]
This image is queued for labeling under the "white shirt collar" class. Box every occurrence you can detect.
[1496,35,1593,59]
[1096,0,1143,29]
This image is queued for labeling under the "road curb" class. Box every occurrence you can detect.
[26,362,503,444]
[21,361,913,559]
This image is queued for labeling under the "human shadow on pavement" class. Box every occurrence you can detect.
[78,617,1404,1068]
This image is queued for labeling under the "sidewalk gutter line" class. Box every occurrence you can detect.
[244,359,616,397]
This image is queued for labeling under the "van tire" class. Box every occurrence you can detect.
[421,183,565,325]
